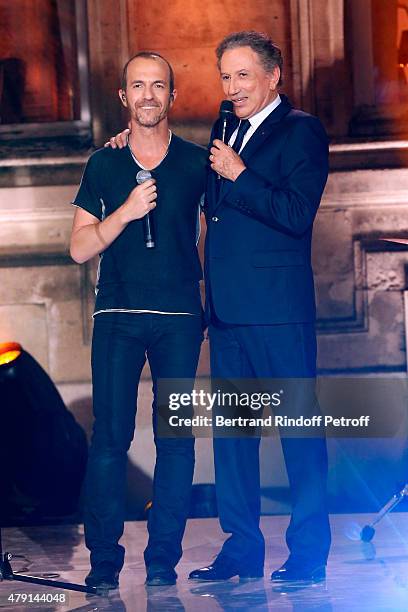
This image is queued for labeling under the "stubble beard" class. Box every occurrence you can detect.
[133,100,170,128]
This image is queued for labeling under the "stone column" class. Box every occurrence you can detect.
[290,0,351,137]
[86,0,130,145]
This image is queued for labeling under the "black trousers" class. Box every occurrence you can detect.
[209,320,331,570]
[84,312,203,572]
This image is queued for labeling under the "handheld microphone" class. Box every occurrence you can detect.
[219,100,234,143]
[136,170,155,248]
[216,100,234,179]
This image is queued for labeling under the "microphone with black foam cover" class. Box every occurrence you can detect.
[136,169,155,248]
[216,100,234,179]
[219,100,234,143]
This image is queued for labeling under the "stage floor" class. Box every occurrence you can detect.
[1,513,408,611]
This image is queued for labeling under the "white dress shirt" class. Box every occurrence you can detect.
[229,94,282,153]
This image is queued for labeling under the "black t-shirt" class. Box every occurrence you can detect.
[72,134,208,314]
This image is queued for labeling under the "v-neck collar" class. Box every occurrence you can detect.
[127,131,173,172]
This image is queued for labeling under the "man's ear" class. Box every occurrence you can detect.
[119,89,128,107]
[170,89,177,105]
[269,66,280,90]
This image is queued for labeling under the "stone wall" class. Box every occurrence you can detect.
[316,165,408,372]
[3,147,407,509]
[2,0,408,511]
[3,152,408,381]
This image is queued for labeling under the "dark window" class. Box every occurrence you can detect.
[0,0,90,147]
[349,0,408,136]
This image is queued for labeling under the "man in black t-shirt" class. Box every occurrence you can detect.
[70,52,207,589]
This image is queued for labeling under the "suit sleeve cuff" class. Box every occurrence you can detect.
[224,168,270,211]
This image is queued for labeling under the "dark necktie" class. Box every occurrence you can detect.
[232,119,251,153]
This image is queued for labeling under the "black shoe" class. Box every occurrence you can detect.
[189,558,263,582]
[271,559,326,583]
[85,562,120,590]
[145,566,177,586]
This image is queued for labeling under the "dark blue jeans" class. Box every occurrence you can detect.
[84,312,203,572]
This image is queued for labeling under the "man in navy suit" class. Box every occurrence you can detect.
[189,31,331,583]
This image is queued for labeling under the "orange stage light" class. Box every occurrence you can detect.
[0,341,22,366]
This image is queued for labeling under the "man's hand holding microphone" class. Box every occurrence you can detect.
[70,170,157,263]
[120,175,156,224]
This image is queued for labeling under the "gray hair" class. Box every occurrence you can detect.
[216,31,283,86]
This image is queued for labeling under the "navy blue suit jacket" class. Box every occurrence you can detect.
[204,95,329,325]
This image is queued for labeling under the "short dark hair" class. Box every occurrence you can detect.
[121,52,175,92]
[216,31,283,86]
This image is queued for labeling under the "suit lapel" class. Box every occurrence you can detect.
[240,96,292,162]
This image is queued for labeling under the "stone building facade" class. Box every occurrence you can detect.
[1,0,407,510]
